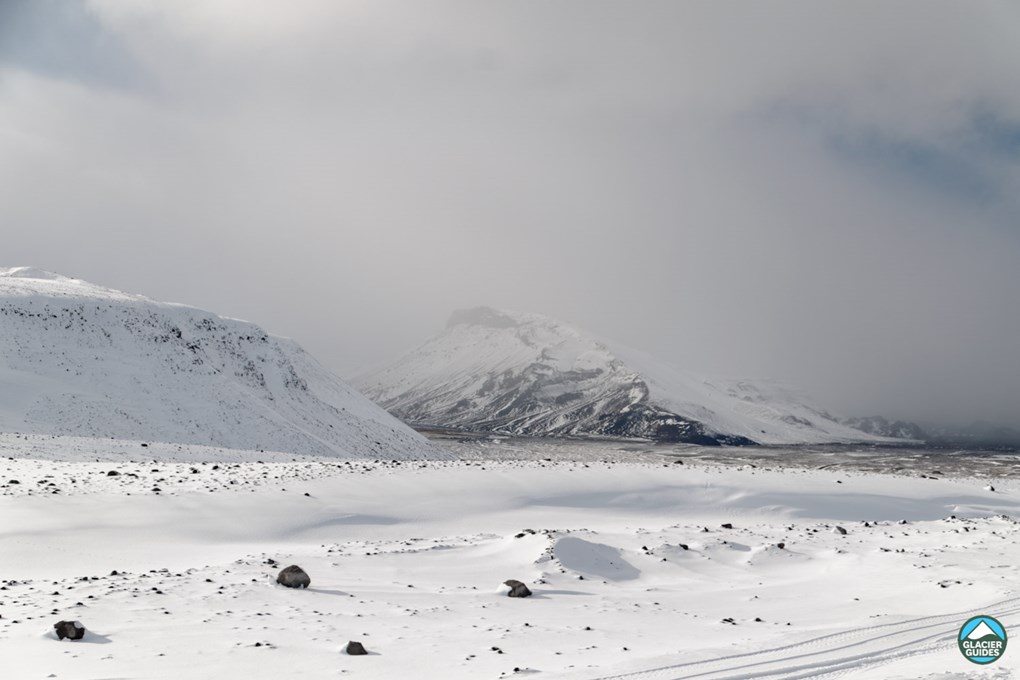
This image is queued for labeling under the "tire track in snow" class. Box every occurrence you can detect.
[583,596,1020,680]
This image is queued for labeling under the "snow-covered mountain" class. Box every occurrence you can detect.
[0,267,445,459]
[841,416,927,441]
[355,306,891,446]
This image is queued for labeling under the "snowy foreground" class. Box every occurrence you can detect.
[1,437,1019,679]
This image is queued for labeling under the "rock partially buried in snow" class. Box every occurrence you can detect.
[345,640,368,655]
[54,620,85,640]
[504,579,532,598]
[276,565,310,589]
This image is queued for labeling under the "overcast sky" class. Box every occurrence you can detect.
[1,1,1018,426]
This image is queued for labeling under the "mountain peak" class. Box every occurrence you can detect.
[446,306,522,329]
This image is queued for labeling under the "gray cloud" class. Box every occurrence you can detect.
[0,0,142,89]
[1,1,1018,426]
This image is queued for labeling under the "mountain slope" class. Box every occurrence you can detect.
[0,267,445,459]
[355,306,889,446]
[841,416,927,441]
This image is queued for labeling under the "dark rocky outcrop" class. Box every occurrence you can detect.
[346,640,368,655]
[54,620,85,640]
[504,579,532,598]
[276,565,310,589]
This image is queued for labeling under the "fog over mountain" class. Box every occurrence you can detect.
[1,2,1018,427]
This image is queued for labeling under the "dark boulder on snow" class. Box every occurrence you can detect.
[276,565,310,589]
[346,640,368,655]
[54,620,85,640]
[504,579,532,598]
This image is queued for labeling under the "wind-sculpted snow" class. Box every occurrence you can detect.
[2,441,1019,679]
[0,268,445,459]
[356,306,891,446]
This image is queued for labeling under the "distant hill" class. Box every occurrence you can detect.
[841,416,927,441]
[925,420,1020,451]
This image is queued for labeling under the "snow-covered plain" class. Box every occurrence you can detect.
[2,437,1019,679]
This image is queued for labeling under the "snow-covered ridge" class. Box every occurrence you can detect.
[356,306,891,446]
[0,266,145,302]
[0,266,69,280]
[0,267,445,459]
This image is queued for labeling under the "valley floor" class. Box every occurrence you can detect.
[1,434,1019,679]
